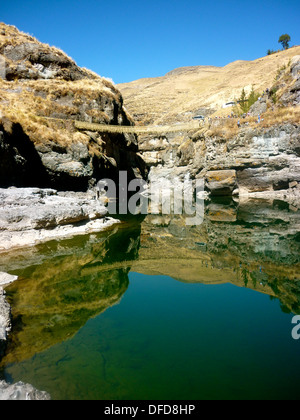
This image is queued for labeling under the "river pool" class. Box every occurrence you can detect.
[1,199,300,400]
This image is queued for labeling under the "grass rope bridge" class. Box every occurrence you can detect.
[34,115,205,135]
[74,120,201,134]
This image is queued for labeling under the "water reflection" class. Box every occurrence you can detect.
[0,198,299,367]
[0,223,142,365]
[134,198,300,310]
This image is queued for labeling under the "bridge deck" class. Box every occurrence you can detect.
[74,120,201,134]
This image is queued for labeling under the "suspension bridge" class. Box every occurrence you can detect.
[74,120,201,134]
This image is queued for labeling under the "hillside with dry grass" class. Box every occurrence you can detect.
[0,23,146,190]
[118,46,300,125]
[121,48,300,202]
[0,23,133,144]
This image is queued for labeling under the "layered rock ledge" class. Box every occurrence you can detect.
[0,187,120,400]
[0,187,118,253]
[141,122,300,208]
[0,380,51,400]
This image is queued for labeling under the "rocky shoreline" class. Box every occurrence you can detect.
[0,22,299,400]
[0,187,119,254]
[0,380,51,400]
[1,284,48,400]
[0,187,122,400]
[0,286,11,357]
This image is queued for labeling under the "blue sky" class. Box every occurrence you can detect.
[1,0,299,84]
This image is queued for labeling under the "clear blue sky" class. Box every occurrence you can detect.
[1,0,299,84]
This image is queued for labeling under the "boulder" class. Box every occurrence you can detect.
[0,381,51,400]
[205,170,237,196]
[0,272,18,286]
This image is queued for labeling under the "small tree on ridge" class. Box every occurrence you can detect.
[278,34,291,50]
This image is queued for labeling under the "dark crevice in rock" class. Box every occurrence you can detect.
[0,123,49,188]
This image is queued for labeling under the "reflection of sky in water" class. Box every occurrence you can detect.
[1,200,300,400]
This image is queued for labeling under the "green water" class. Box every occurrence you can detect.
[1,200,300,400]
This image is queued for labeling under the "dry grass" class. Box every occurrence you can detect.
[0,73,126,148]
[1,83,89,147]
[199,106,300,140]
[118,46,300,126]
[260,106,300,127]
[0,22,77,66]
[0,22,128,149]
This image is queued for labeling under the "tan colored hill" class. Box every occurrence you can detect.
[118,46,300,125]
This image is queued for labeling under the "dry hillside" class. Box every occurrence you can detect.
[0,23,133,146]
[0,23,146,190]
[118,46,300,125]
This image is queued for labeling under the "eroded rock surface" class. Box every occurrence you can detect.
[0,287,11,358]
[0,380,51,400]
[120,54,300,200]
[139,122,300,203]
[0,187,118,252]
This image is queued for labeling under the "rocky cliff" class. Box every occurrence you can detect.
[0,23,146,191]
[119,53,300,203]
[0,188,118,253]
[141,121,300,203]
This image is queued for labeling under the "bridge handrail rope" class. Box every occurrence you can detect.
[74,120,201,134]
[32,115,201,134]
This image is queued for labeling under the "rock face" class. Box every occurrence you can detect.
[119,52,300,199]
[281,55,300,106]
[0,287,11,358]
[0,187,118,252]
[205,170,237,196]
[139,122,300,200]
[0,23,146,191]
[0,380,51,400]
[0,223,141,367]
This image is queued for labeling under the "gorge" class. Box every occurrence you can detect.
[0,22,299,400]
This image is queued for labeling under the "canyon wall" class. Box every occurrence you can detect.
[119,53,300,203]
[140,121,300,203]
[0,23,146,191]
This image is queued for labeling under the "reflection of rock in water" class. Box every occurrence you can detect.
[1,199,300,366]
[1,223,142,365]
[133,198,300,314]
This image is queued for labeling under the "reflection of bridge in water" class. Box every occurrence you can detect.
[74,120,201,134]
